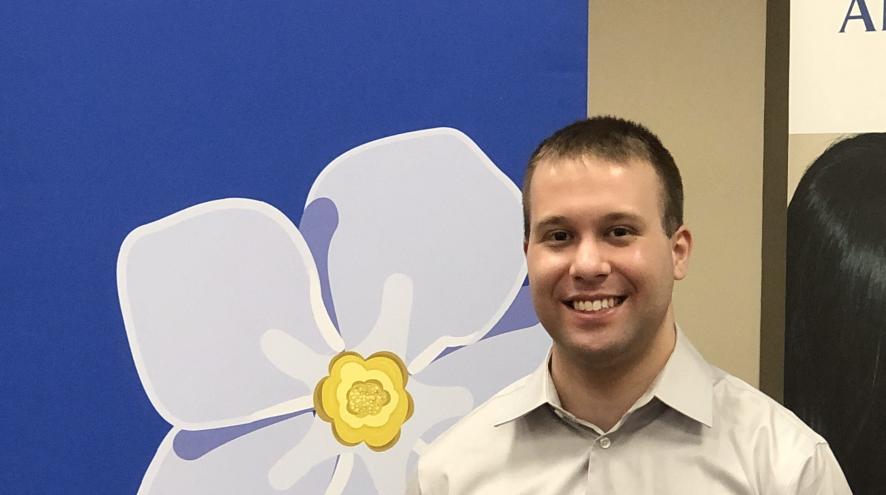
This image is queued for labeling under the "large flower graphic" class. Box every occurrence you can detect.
[117,128,550,494]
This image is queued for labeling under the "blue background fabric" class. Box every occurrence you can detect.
[0,1,586,492]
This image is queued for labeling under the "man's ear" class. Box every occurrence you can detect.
[523,239,529,255]
[671,226,692,280]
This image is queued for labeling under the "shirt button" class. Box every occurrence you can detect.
[599,437,611,449]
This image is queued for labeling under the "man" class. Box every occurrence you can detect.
[408,117,850,494]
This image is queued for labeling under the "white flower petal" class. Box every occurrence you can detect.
[416,324,551,432]
[307,129,526,364]
[325,453,354,495]
[260,328,333,387]
[353,273,413,358]
[338,455,378,495]
[139,413,335,494]
[358,437,415,495]
[269,417,347,491]
[118,199,341,428]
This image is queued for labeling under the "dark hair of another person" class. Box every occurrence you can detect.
[522,116,684,239]
[785,133,886,493]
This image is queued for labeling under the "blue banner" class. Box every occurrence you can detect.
[1,2,586,492]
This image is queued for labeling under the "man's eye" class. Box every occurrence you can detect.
[549,231,571,242]
[609,227,633,238]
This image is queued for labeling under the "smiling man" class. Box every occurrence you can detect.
[408,117,850,494]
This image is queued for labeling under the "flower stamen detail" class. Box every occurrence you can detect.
[346,379,391,417]
[314,351,413,451]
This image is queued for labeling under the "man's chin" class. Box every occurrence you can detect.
[554,336,634,370]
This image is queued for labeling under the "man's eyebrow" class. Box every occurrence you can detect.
[601,211,645,224]
[532,215,569,230]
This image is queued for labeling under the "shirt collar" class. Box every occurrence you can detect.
[491,326,713,428]
[490,349,556,426]
[651,326,713,427]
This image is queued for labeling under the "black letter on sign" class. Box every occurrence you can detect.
[840,0,876,32]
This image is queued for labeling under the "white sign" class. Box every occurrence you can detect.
[791,0,886,133]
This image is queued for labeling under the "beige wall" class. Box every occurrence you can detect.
[588,1,767,387]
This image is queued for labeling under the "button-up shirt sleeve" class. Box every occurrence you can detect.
[787,443,852,494]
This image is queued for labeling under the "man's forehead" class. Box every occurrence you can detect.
[528,154,668,226]
[530,154,661,197]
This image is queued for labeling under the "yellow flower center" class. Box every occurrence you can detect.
[313,351,413,452]
[346,379,391,417]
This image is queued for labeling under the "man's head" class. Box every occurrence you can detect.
[523,116,683,240]
[522,117,691,370]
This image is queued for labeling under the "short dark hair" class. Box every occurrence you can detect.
[522,116,684,239]
[785,133,886,493]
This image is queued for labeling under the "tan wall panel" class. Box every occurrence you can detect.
[588,0,766,386]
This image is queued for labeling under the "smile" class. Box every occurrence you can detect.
[568,297,626,313]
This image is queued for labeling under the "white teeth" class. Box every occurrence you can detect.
[571,298,620,313]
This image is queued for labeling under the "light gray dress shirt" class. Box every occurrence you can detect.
[409,329,851,494]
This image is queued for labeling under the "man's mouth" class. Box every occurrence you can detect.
[568,296,627,313]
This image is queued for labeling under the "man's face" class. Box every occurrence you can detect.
[524,155,691,368]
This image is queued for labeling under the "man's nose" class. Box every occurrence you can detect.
[568,238,611,281]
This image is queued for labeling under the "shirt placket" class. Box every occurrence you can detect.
[585,431,616,495]
[551,406,618,495]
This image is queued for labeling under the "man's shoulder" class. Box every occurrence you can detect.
[710,366,827,450]
[707,367,851,491]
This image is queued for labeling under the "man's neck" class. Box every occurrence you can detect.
[550,320,677,432]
